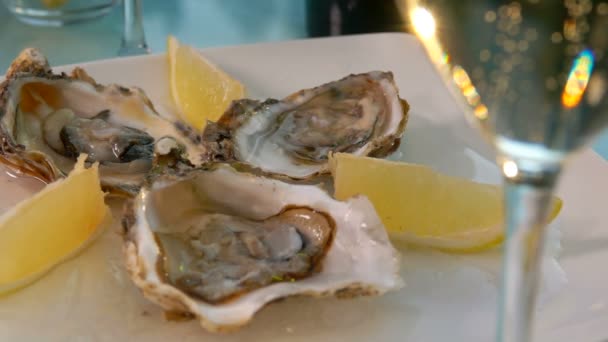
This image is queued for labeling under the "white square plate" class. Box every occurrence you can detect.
[1,33,607,342]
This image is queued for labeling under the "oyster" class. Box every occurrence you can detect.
[123,164,402,332]
[0,48,204,195]
[203,71,409,179]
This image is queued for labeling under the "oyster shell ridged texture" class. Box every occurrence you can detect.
[0,48,205,196]
[123,164,402,332]
[0,49,409,333]
[202,71,409,180]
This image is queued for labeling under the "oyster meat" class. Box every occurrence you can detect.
[123,164,402,332]
[0,48,204,195]
[203,71,409,179]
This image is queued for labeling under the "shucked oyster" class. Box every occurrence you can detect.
[203,71,409,179]
[123,164,402,332]
[0,48,204,195]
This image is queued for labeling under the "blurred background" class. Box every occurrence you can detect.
[0,0,408,70]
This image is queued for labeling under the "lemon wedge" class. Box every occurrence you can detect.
[329,153,562,252]
[0,155,110,295]
[167,35,245,131]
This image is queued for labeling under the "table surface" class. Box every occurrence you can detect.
[1,0,607,159]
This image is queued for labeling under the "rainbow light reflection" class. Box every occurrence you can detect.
[562,49,595,108]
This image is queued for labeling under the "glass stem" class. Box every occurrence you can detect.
[496,162,561,342]
[119,0,150,56]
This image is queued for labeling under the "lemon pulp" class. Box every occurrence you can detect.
[0,156,109,295]
[167,35,245,131]
[329,153,562,252]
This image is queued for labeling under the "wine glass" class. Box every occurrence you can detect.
[402,0,608,341]
[118,0,150,56]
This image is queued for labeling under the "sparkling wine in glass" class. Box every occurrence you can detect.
[403,0,608,341]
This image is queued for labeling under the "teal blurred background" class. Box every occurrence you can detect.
[0,0,308,69]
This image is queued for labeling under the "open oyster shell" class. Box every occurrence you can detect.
[0,48,204,196]
[123,164,402,332]
[203,71,409,180]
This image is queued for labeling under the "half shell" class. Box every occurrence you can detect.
[0,48,204,195]
[203,71,409,179]
[123,164,402,332]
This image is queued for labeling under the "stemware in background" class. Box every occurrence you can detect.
[306,0,406,36]
[118,0,150,56]
[403,0,608,341]
[2,0,116,26]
